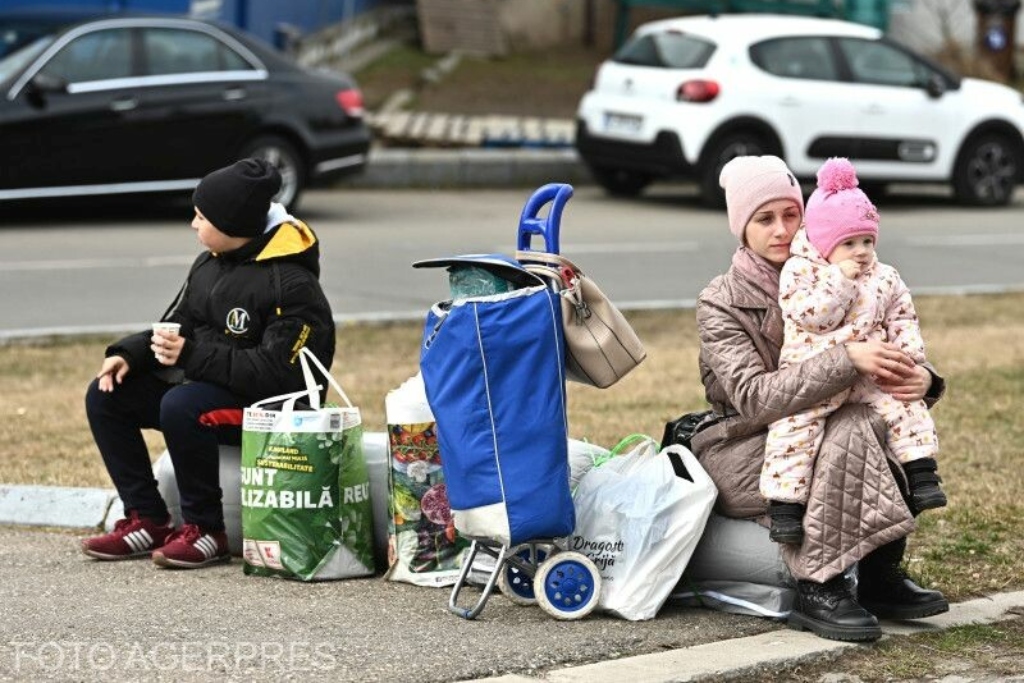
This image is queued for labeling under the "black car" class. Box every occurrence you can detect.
[0,9,371,210]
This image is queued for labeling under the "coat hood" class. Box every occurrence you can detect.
[219,218,321,277]
[790,227,877,273]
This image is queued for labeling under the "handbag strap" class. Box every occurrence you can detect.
[514,249,581,276]
[298,346,353,410]
[518,254,587,314]
[522,263,567,289]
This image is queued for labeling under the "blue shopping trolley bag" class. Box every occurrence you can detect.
[417,254,574,548]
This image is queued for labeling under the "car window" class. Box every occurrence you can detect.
[39,28,132,83]
[142,27,251,75]
[0,36,52,81]
[749,37,838,81]
[614,31,715,68]
[837,38,931,87]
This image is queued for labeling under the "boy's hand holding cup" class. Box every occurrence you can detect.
[152,322,183,365]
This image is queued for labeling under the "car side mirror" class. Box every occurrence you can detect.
[24,73,68,108]
[925,73,946,99]
[30,72,69,94]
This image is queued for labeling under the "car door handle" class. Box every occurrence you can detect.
[223,87,246,101]
[779,96,799,107]
[863,104,885,115]
[110,97,137,112]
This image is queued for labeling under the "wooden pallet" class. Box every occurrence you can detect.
[368,111,576,149]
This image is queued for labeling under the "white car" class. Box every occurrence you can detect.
[575,14,1024,206]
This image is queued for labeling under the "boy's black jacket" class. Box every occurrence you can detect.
[107,220,335,404]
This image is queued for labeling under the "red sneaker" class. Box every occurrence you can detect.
[152,524,230,569]
[81,511,174,560]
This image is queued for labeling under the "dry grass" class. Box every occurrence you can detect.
[1,293,1022,601]
[734,618,1024,682]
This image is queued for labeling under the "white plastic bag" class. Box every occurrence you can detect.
[570,436,717,620]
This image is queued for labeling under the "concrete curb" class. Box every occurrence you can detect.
[0,484,114,529]
[342,147,592,189]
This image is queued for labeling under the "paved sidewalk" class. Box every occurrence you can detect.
[1,526,777,682]
[1,518,1022,682]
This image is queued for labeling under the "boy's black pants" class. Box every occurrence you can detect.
[85,373,245,532]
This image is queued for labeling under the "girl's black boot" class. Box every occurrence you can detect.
[768,501,805,544]
[903,457,947,513]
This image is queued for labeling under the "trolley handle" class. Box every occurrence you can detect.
[516,183,574,256]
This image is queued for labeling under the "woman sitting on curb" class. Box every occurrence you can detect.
[690,155,949,642]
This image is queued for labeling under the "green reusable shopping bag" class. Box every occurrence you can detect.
[241,348,374,581]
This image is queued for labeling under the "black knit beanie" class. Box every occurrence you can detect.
[192,158,282,237]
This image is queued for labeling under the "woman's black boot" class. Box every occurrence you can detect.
[904,458,947,512]
[857,537,949,620]
[768,501,805,544]
[788,574,881,642]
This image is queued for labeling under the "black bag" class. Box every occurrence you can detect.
[661,410,721,451]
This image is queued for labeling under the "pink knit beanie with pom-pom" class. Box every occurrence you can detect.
[804,157,880,258]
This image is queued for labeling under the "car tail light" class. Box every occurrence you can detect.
[676,79,720,103]
[335,89,365,118]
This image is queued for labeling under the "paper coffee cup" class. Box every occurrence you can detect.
[153,322,180,361]
[152,322,181,337]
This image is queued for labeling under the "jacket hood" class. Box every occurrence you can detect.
[790,228,826,263]
[790,227,877,273]
[219,219,321,276]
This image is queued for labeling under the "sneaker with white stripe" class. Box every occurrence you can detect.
[152,523,230,569]
[81,511,174,561]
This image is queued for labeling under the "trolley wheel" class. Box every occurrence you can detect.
[497,543,553,606]
[534,552,602,620]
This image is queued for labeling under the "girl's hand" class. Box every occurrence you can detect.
[837,259,862,279]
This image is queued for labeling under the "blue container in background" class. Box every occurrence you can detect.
[6,0,406,48]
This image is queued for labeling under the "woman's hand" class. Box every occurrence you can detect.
[97,356,130,392]
[844,340,916,383]
[151,329,185,366]
[875,364,932,402]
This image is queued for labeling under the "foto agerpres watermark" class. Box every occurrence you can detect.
[8,641,338,672]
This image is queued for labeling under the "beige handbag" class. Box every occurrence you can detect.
[516,250,646,388]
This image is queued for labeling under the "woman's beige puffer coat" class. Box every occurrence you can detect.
[691,264,944,582]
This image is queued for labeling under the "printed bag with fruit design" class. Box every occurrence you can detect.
[383,373,469,586]
[241,347,374,581]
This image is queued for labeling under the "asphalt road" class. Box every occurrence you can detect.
[1,185,1023,338]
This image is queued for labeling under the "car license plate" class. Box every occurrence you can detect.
[603,112,642,134]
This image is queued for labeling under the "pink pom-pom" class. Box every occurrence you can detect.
[816,157,859,193]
